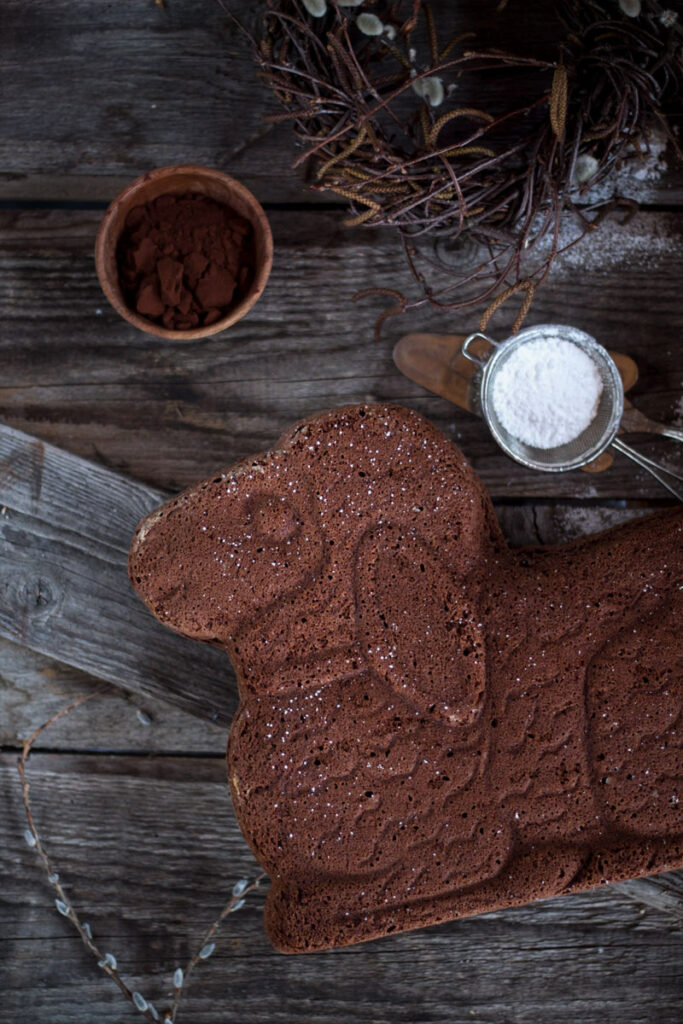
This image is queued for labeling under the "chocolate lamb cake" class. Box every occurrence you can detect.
[129,404,683,952]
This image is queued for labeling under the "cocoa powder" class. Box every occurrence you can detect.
[116,193,255,331]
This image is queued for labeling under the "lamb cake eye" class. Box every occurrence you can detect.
[129,403,683,954]
[242,492,300,544]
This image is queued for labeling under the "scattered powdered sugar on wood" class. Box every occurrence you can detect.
[491,337,603,449]
[571,123,670,206]
[483,203,681,281]
[551,213,682,273]
[537,126,682,275]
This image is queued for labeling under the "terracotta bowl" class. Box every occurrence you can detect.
[95,165,273,340]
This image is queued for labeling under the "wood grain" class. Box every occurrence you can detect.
[1,500,680,1021]
[0,424,238,724]
[1,1,682,1017]
[0,636,227,754]
[0,423,653,734]
[1,208,682,499]
[1,750,681,1024]
[1,0,681,206]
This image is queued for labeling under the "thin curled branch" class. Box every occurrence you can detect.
[253,0,682,333]
[18,690,265,1023]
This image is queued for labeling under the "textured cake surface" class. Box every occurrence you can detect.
[129,404,683,952]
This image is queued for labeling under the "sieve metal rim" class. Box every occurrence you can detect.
[463,324,625,473]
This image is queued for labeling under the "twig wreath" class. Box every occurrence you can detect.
[253,0,683,334]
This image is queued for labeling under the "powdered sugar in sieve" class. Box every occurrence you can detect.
[490,335,604,449]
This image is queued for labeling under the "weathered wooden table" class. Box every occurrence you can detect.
[1,3,682,1022]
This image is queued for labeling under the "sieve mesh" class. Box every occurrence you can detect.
[479,325,624,473]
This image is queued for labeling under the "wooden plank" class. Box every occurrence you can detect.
[0,637,227,754]
[1,208,682,499]
[2,627,679,924]
[1,497,680,1017]
[0,0,298,204]
[0,503,647,753]
[1,0,681,206]
[0,423,238,724]
[0,420,653,736]
[0,419,165,551]
[617,873,683,922]
[1,751,681,1024]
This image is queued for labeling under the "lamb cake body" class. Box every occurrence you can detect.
[129,404,683,952]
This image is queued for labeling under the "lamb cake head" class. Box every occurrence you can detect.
[129,404,683,952]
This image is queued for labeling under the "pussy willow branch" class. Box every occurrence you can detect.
[166,874,266,1023]
[16,690,158,1017]
[255,0,683,334]
[18,690,265,1024]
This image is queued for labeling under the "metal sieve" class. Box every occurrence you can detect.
[462,324,624,472]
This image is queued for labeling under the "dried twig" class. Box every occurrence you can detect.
[18,690,266,1023]
[253,0,682,333]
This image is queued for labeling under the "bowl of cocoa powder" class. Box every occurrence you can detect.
[95,165,273,339]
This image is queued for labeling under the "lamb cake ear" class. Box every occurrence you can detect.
[355,526,487,736]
